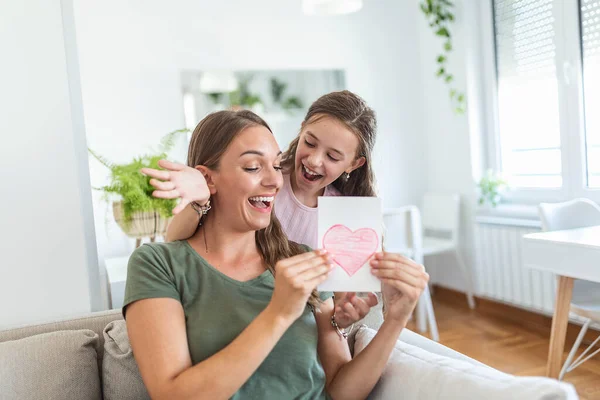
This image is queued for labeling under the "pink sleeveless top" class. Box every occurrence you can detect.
[274,174,340,249]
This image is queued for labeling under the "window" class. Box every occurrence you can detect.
[582,0,600,188]
[494,0,562,189]
[487,0,600,201]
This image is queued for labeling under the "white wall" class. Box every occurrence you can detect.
[0,0,99,328]
[416,0,484,293]
[74,0,429,293]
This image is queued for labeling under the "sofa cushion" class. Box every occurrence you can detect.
[0,329,101,400]
[354,326,579,400]
[102,320,150,400]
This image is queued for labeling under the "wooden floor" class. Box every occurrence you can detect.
[406,292,600,400]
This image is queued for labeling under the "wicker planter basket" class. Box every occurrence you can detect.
[112,201,172,243]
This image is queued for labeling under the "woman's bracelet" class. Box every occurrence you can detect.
[190,199,211,216]
[330,313,353,339]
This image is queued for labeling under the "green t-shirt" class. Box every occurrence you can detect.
[123,240,332,400]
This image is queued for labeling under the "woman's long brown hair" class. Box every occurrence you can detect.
[187,110,321,307]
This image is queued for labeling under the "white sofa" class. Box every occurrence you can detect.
[0,303,578,400]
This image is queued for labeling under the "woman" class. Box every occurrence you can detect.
[125,109,428,399]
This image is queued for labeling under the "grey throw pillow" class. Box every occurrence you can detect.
[0,329,101,400]
[102,319,150,400]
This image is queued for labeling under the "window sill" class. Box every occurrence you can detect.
[475,203,542,228]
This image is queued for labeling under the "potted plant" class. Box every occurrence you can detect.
[229,74,264,114]
[270,77,287,105]
[89,129,188,247]
[477,169,508,208]
[269,77,304,114]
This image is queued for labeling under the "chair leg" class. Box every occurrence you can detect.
[424,284,440,342]
[559,319,590,380]
[454,249,476,309]
[416,294,428,333]
[416,285,440,342]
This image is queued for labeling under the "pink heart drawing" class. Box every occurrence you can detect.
[322,224,379,277]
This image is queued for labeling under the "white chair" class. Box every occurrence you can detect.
[420,193,476,309]
[538,198,600,380]
[383,206,439,341]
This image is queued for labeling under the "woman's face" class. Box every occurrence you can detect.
[294,115,365,195]
[207,125,283,232]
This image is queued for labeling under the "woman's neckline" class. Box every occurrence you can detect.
[182,240,271,287]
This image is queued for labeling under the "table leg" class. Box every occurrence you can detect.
[546,276,574,378]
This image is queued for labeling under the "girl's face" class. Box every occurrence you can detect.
[294,115,365,195]
[205,125,283,232]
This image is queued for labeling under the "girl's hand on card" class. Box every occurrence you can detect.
[333,292,379,328]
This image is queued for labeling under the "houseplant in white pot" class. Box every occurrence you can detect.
[89,129,188,247]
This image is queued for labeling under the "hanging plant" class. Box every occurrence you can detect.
[420,0,466,114]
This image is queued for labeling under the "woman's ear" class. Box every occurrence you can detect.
[348,156,366,173]
[195,165,217,195]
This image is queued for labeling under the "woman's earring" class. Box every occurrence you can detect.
[344,172,350,181]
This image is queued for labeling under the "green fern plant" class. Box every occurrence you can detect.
[89,129,189,226]
[420,0,466,114]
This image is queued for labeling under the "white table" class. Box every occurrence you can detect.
[522,226,600,378]
[104,256,130,309]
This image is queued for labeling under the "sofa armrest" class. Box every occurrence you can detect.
[354,326,579,400]
[398,327,488,368]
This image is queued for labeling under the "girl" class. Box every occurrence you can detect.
[144,91,379,330]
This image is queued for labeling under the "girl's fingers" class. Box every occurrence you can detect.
[334,292,351,306]
[149,178,175,191]
[141,168,170,180]
[335,293,377,319]
[351,297,372,317]
[342,302,360,321]
[157,159,186,171]
[365,292,379,307]
[152,189,180,199]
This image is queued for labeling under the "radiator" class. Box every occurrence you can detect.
[473,221,557,315]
